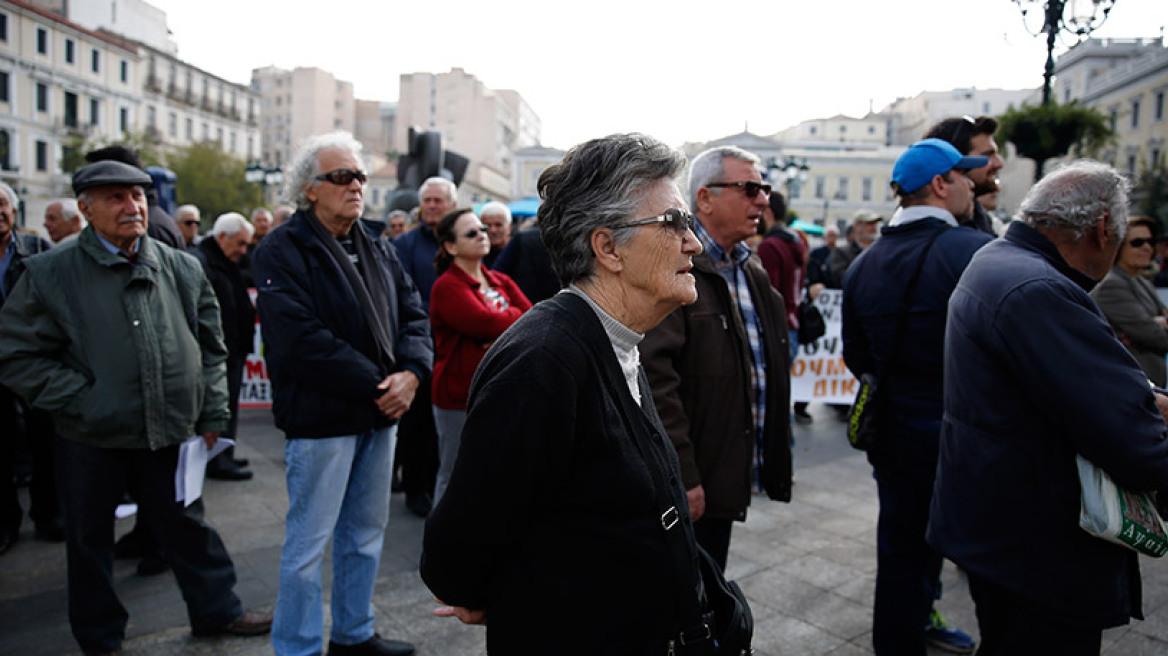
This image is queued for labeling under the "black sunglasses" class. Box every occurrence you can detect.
[1129,237,1154,248]
[315,168,367,186]
[614,208,696,235]
[461,225,487,240]
[181,220,199,227]
[707,181,772,198]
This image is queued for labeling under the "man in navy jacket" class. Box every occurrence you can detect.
[842,139,989,655]
[930,160,1168,655]
[253,132,431,656]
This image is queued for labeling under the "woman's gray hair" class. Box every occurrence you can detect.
[282,131,365,211]
[687,146,762,211]
[211,212,255,239]
[1016,159,1130,240]
[537,133,686,286]
[0,182,18,207]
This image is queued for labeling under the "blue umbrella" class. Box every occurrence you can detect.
[790,219,824,235]
[508,197,541,218]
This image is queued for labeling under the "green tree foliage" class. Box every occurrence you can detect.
[60,130,166,175]
[167,141,262,221]
[995,101,1114,181]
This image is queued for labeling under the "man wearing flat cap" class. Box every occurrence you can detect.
[0,160,272,655]
[841,138,991,656]
[829,209,883,286]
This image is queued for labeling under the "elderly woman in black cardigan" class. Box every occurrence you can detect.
[422,134,722,655]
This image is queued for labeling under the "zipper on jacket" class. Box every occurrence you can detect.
[719,314,728,330]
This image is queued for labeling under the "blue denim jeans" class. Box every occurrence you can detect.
[272,427,396,656]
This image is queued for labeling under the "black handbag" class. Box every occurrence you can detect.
[796,298,826,345]
[689,546,754,656]
[845,227,946,451]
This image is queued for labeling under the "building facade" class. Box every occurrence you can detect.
[1054,37,1168,177]
[0,0,141,229]
[251,65,354,168]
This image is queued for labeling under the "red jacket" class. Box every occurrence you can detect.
[430,264,531,409]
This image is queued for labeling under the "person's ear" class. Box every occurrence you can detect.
[591,228,623,274]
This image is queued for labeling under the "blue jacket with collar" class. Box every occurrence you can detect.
[928,221,1168,627]
[251,211,432,439]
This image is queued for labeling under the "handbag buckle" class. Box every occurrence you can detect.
[661,506,679,530]
[678,622,711,646]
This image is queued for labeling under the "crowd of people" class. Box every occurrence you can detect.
[0,118,1166,656]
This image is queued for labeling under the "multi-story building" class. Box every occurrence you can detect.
[354,98,396,171]
[251,65,354,168]
[396,68,540,203]
[510,144,564,203]
[1054,37,1168,177]
[140,42,259,162]
[0,0,141,229]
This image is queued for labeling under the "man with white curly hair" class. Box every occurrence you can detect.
[252,132,431,656]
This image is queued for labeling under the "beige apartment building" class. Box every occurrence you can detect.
[0,0,141,229]
[396,68,540,203]
[252,65,354,168]
[1054,37,1168,177]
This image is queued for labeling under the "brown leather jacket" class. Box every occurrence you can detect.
[642,250,793,522]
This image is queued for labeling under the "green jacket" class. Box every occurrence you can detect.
[0,227,230,449]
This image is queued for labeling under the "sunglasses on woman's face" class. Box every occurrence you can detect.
[614,208,696,236]
[1129,238,1154,248]
[462,225,487,240]
[314,168,367,186]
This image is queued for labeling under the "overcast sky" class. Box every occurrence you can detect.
[148,0,1165,150]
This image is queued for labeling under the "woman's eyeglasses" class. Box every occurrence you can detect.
[614,208,696,235]
[706,181,772,198]
[315,168,367,186]
[462,225,487,240]
[1128,238,1154,248]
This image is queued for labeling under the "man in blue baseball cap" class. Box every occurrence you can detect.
[840,138,991,656]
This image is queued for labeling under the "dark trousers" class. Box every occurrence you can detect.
[56,438,242,654]
[968,573,1103,655]
[693,517,733,571]
[224,356,245,439]
[395,381,438,497]
[0,384,59,532]
[871,462,942,656]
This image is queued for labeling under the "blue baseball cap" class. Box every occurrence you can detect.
[891,138,990,194]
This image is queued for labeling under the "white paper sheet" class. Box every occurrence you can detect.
[175,436,234,507]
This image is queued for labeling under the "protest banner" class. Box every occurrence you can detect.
[790,288,858,404]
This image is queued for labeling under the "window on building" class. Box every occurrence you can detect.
[809,126,817,136]
[839,125,847,134]
[0,131,9,170]
[1128,154,1137,175]
[120,60,128,83]
[1110,108,1118,132]
[862,177,873,201]
[202,123,209,140]
[0,14,8,42]
[983,102,991,114]
[65,39,75,64]
[91,49,100,73]
[216,127,223,143]
[64,91,78,128]
[0,71,8,103]
[229,131,236,152]
[147,106,156,128]
[168,112,177,137]
[814,176,825,199]
[36,28,47,55]
[1156,91,1165,122]
[1153,148,1162,168]
[90,98,99,125]
[185,117,193,140]
[247,136,254,159]
[1064,87,1072,104]
[35,140,48,172]
[835,177,849,200]
[119,107,129,132]
[1132,100,1141,129]
[36,82,48,112]
[868,125,876,134]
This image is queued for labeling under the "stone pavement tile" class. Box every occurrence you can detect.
[727,530,810,572]
[797,589,873,642]
[808,535,877,575]
[741,567,832,616]
[0,536,66,602]
[751,608,849,656]
[791,484,867,514]
[121,626,275,656]
[1102,629,1168,655]
[831,573,875,607]
[773,553,867,592]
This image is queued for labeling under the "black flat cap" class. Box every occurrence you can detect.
[72,160,152,197]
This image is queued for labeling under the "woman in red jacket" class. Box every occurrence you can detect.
[430,208,531,503]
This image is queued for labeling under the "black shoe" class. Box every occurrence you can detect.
[232,457,250,468]
[206,453,253,481]
[405,492,432,518]
[0,527,17,555]
[136,551,169,576]
[328,633,415,656]
[115,526,150,559]
[34,519,65,542]
[793,409,813,425]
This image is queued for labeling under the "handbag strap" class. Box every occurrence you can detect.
[876,225,948,382]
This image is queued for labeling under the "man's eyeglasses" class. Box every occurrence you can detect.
[315,168,367,186]
[181,220,200,227]
[614,208,695,235]
[707,181,771,198]
[1129,237,1154,248]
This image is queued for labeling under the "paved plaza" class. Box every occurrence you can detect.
[3,403,1168,655]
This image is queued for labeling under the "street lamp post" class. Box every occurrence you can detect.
[245,162,283,207]
[1013,0,1116,105]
